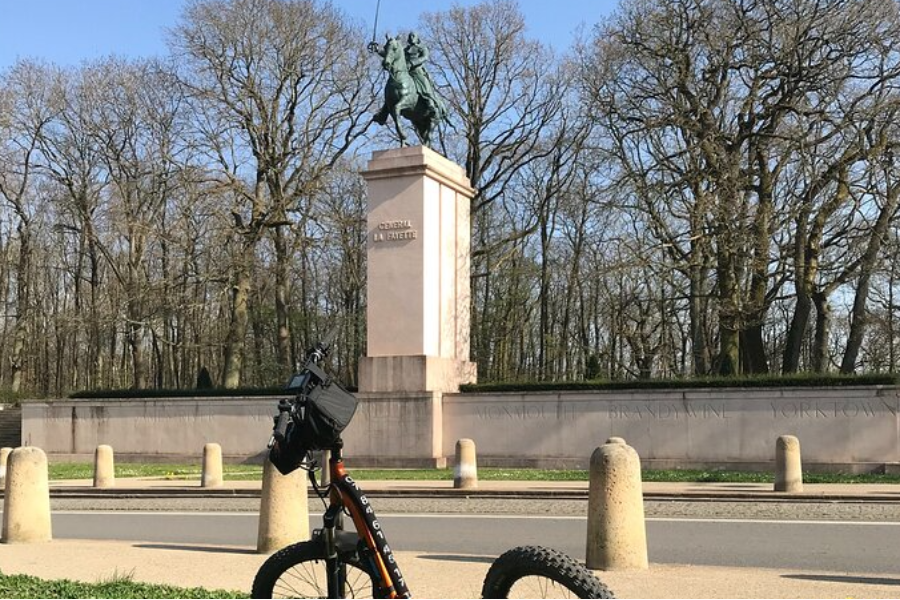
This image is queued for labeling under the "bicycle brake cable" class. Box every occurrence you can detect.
[306,462,330,511]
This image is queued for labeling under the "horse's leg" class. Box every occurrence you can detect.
[413,97,434,146]
[391,107,407,146]
[419,114,434,146]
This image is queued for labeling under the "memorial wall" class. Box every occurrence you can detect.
[20,385,900,472]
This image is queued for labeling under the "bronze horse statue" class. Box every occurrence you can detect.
[369,35,446,147]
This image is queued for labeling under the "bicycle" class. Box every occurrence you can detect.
[251,336,614,599]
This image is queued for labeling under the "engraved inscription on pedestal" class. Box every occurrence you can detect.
[373,219,418,242]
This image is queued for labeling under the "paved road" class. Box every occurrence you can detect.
[36,510,900,574]
[48,496,900,521]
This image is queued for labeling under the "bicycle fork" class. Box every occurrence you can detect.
[323,504,347,598]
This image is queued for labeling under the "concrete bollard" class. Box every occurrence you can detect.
[453,438,478,489]
[201,443,223,488]
[93,445,115,489]
[2,447,52,543]
[0,447,12,486]
[257,457,309,553]
[586,441,648,570]
[775,435,803,493]
[606,437,626,445]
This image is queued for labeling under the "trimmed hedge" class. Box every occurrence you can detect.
[69,386,291,399]
[460,373,899,393]
[68,373,898,398]
[0,389,29,405]
[69,384,360,399]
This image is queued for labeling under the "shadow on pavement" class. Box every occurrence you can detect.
[132,542,258,556]
[687,484,764,491]
[783,574,900,586]
[417,554,496,564]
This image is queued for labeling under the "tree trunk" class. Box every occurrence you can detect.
[715,250,740,376]
[126,316,146,390]
[743,146,774,375]
[88,235,102,388]
[126,232,147,390]
[222,244,253,388]
[782,291,811,373]
[840,182,900,373]
[10,223,31,393]
[717,326,740,376]
[840,273,872,374]
[273,224,291,375]
[689,266,709,375]
[9,324,27,394]
[637,354,653,379]
[741,324,769,374]
[538,212,551,380]
[890,259,897,373]
[811,292,831,372]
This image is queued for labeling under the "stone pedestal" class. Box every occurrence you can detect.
[360,146,477,394]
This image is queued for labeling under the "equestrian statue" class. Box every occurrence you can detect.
[368,32,447,148]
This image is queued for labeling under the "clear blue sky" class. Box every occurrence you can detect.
[0,0,618,69]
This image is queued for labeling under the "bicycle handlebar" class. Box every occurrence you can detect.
[268,398,293,450]
[273,408,290,442]
[268,328,340,450]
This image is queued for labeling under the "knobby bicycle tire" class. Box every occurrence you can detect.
[481,545,615,599]
[251,539,382,599]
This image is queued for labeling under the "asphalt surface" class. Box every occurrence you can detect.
[7,482,900,598]
[49,494,900,522]
[40,509,900,574]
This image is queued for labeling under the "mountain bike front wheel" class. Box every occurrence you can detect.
[251,539,381,599]
[481,546,615,599]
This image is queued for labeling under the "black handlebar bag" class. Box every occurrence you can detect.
[269,378,358,475]
[303,378,358,448]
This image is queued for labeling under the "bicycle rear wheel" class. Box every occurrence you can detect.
[252,539,380,598]
[481,546,615,599]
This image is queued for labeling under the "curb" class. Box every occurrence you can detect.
[34,487,900,503]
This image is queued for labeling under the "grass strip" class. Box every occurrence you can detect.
[0,572,245,599]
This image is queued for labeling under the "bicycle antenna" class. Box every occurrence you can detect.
[371,0,382,43]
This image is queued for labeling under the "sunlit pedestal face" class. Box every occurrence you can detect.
[359,146,476,393]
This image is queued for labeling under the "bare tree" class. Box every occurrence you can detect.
[422,0,567,374]
[171,0,373,387]
[69,58,188,389]
[840,145,900,372]
[582,0,900,375]
[36,64,110,389]
[0,61,58,392]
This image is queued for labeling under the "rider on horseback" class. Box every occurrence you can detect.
[403,33,445,120]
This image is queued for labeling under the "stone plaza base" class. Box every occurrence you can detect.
[341,391,447,468]
[359,356,477,394]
